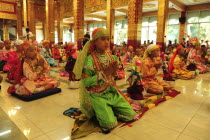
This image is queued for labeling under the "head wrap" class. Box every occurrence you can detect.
[14,40,24,46]
[0,41,4,44]
[73,28,109,79]
[43,40,50,44]
[169,45,183,73]
[142,44,159,59]
[22,41,32,52]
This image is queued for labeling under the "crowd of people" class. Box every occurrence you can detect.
[0,27,210,135]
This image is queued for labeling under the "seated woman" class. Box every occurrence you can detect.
[188,38,207,73]
[8,42,60,96]
[141,44,170,94]
[73,28,135,133]
[41,40,57,67]
[169,45,195,80]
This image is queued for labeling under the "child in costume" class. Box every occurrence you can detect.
[2,40,15,72]
[123,46,134,64]
[73,28,135,133]
[6,40,24,83]
[169,45,195,80]
[141,44,170,94]
[41,40,57,67]
[187,37,207,73]
[8,41,60,96]
[52,44,61,60]
[132,49,143,73]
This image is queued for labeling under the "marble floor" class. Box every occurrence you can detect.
[0,68,210,140]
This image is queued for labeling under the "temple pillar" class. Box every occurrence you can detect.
[156,0,169,51]
[179,11,186,43]
[56,1,63,43]
[45,0,55,42]
[106,0,115,49]
[16,1,23,39]
[3,20,9,40]
[127,0,143,50]
[27,0,36,41]
[73,0,84,43]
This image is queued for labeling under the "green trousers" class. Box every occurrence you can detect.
[89,91,136,129]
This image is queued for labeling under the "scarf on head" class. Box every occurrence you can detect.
[73,28,110,79]
[169,45,183,73]
[142,44,159,59]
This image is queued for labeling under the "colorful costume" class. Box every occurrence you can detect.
[188,49,207,73]
[132,55,142,73]
[41,48,57,66]
[8,42,60,96]
[52,47,61,59]
[169,46,194,80]
[141,44,170,94]
[73,28,135,130]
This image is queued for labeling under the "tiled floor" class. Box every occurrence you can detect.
[0,68,210,140]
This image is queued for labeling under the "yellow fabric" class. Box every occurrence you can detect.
[165,96,173,100]
[142,44,159,59]
[172,56,194,80]
[147,96,158,100]
[148,103,155,109]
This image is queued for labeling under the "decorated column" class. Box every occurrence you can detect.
[73,0,84,43]
[16,1,23,39]
[106,0,115,49]
[45,0,55,42]
[156,0,169,51]
[27,0,36,41]
[179,12,186,43]
[127,0,143,50]
[56,1,63,43]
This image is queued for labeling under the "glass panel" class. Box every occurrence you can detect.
[141,27,148,44]
[167,25,179,42]
[122,20,128,28]
[115,20,122,29]
[199,23,210,41]
[187,11,199,23]
[149,16,157,26]
[142,17,149,26]
[114,29,127,45]
[148,26,157,43]
[199,10,210,22]
[186,24,199,38]
[168,14,180,25]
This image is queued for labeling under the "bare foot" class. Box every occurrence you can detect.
[44,84,54,90]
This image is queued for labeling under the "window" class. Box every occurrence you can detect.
[114,20,128,45]
[141,16,157,44]
[186,10,210,41]
[167,13,180,43]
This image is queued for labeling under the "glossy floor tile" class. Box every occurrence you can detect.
[0,68,210,140]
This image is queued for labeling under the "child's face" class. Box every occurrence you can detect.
[94,36,110,51]
[16,45,23,52]
[44,43,49,48]
[178,47,185,55]
[151,48,160,57]
[25,46,37,59]
[5,43,11,49]
[0,43,4,49]
[136,50,142,56]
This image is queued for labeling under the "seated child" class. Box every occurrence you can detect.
[41,40,57,67]
[73,28,136,133]
[169,45,195,80]
[141,44,170,94]
[8,42,60,96]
